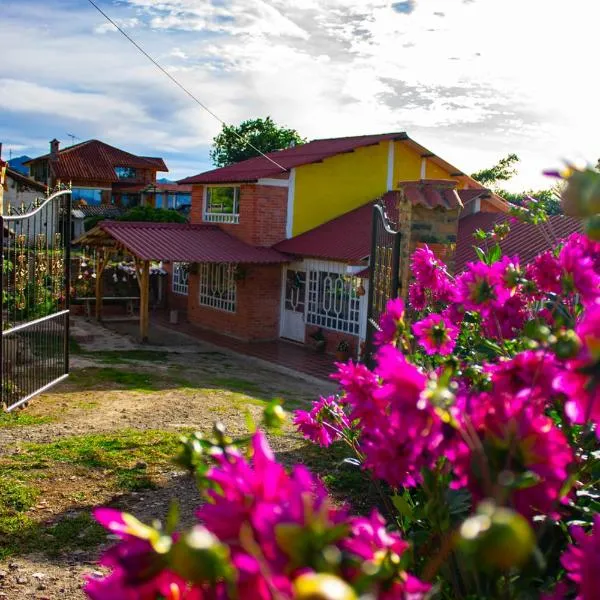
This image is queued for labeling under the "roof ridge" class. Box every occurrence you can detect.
[310,131,406,142]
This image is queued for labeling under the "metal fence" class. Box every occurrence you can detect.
[364,200,401,368]
[1,188,72,411]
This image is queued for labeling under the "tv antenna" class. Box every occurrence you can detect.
[67,133,80,146]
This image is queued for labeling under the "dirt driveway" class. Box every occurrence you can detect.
[0,323,343,599]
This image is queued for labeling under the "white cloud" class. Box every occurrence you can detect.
[1,0,599,187]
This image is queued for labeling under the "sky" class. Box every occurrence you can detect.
[0,0,598,189]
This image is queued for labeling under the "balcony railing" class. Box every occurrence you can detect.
[204,213,240,224]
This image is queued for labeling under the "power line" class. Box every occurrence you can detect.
[85,0,287,173]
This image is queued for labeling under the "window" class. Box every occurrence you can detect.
[204,187,240,224]
[307,270,360,334]
[172,263,189,295]
[199,263,236,312]
[72,188,103,205]
[115,166,137,179]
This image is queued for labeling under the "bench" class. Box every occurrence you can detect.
[79,297,140,319]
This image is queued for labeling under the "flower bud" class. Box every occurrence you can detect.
[293,573,357,600]
[458,502,535,570]
[553,330,582,359]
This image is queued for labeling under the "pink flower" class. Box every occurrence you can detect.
[487,350,559,405]
[343,511,408,560]
[481,294,527,340]
[554,305,600,436]
[559,236,600,306]
[527,251,562,296]
[456,262,508,311]
[453,390,573,519]
[411,245,452,297]
[294,396,349,447]
[560,515,600,600]
[412,313,459,355]
[375,298,405,346]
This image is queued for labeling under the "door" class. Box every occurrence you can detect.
[280,269,306,342]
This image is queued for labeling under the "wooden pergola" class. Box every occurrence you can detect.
[76,227,153,341]
[75,220,289,342]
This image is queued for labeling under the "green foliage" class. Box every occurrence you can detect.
[471,153,520,186]
[118,205,187,223]
[84,214,110,231]
[471,153,562,215]
[209,116,306,167]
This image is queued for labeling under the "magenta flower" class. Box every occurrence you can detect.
[487,350,559,405]
[456,262,508,311]
[294,395,350,447]
[480,294,527,341]
[412,313,459,355]
[375,298,405,346]
[411,245,452,296]
[343,511,409,560]
[560,515,600,600]
[527,251,562,296]
[559,236,600,306]
[453,389,573,519]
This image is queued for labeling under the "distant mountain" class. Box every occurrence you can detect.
[157,178,173,183]
[7,155,31,175]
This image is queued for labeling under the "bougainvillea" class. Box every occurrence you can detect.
[89,166,599,599]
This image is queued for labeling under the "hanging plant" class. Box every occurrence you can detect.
[233,265,247,281]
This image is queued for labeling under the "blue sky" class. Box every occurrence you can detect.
[1,0,598,188]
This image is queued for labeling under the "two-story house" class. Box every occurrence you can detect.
[163,132,509,353]
[26,139,191,210]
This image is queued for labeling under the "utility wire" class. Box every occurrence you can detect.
[85,0,288,173]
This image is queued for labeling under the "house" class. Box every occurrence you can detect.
[25,139,190,211]
[159,132,507,354]
[1,163,47,215]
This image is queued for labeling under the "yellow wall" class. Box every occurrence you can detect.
[291,139,470,237]
[392,142,422,183]
[292,142,388,236]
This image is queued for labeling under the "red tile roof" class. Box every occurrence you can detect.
[274,183,462,262]
[80,221,288,263]
[455,212,583,272]
[26,140,168,183]
[179,133,410,184]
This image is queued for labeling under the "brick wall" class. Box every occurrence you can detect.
[187,263,282,341]
[162,262,189,313]
[189,184,288,246]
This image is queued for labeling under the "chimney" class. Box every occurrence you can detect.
[50,139,60,161]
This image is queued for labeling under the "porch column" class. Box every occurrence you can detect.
[135,259,150,342]
[94,249,112,321]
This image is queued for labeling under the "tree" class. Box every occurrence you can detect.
[471,153,520,186]
[471,153,562,215]
[209,116,306,167]
[117,206,187,223]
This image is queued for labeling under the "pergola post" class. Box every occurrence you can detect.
[135,258,150,342]
[94,249,112,321]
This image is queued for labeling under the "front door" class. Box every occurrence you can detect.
[281,269,306,342]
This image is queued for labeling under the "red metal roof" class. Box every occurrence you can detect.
[26,140,168,183]
[274,182,461,262]
[179,133,409,184]
[455,212,583,272]
[90,221,288,263]
[274,195,394,262]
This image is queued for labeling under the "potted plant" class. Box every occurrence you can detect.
[309,328,327,354]
[335,339,352,362]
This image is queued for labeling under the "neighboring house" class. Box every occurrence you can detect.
[1,165,47,215]
[25,139,174,211]
[163,132,509,354]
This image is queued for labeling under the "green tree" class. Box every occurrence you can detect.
[471,153,562,215]
[209,116,306,167]
[117,206,187,223]
[471,153,520,186]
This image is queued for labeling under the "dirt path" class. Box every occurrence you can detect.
[0,324,335,599]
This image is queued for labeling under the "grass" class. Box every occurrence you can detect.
[92,350,170,365]
[68,367,191,392]
[208,376,262,394]
[0,412,54,427]
[0,429,188,558]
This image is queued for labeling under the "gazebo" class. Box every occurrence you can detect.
[75,221,288,341]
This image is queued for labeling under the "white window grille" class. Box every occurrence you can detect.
[204,187,240,224]
[172,262,189,295]
[307,270,360,334]
[199,263,237,312]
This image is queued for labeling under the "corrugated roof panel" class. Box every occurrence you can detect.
[455,213,583,272]
[92,222,288,264]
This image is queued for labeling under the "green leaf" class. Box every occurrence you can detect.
[488,243,502,264]
[391,494,414,519]
[474,246,487,263]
